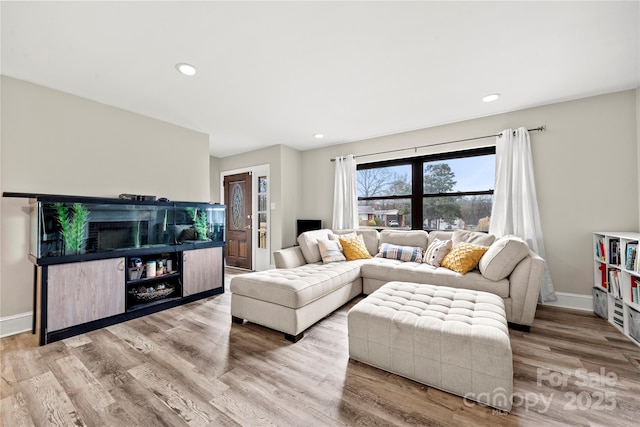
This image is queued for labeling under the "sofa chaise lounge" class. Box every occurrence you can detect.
[230,228,544,342]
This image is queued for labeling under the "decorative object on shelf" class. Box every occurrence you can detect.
[53,202,89,255]
[129,267,143,280]
[130,283,175,302]
[146,260,156,278]
[119,193,156,201]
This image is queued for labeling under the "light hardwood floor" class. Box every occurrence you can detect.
[2,269,639,426]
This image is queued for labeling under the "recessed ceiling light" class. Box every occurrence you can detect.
[314,134,324,139]
[482,93,501,103]
[175,63,197,76]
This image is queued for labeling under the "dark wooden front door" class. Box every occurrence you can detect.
[224,172,252,270]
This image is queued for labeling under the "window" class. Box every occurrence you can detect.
[356,147,495,231]
[357,164,412,228]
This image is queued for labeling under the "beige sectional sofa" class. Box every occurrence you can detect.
[230,228,544,341]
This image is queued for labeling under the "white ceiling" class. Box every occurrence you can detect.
[2,1,639,158]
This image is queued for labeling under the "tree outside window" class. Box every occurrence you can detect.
[357,165,411,228]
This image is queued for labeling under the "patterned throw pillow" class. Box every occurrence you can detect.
[441,242,489,274]
[423,238,452,267]
[317,239,346,264]
[376,243,423,263]
[339,234,372,261]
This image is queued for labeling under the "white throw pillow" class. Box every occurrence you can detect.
[479,235,530,281]
[297,229,333,263]
[317,239,347,263]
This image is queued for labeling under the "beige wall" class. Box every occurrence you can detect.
[0,76,210,323]
[299,90,639,297]
[280,145,303,248]
[637,88,640,230]
[209,155,221,203]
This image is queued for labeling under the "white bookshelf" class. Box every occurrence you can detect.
[593,232,640,347]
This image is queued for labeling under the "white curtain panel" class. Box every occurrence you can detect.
[332,155,359,230]
[489,128,557,303]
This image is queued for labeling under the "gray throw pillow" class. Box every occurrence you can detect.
[452,229,496,247]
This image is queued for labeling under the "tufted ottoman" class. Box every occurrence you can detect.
[348,281,513,412]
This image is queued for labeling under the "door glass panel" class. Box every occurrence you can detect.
[257,176,267,249]
[231,183,243,229]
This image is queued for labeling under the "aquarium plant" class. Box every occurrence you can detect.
[53,202,90,254]
[186,207,210,240]
[194,211,209,240]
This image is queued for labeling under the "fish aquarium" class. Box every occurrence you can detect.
[29,195,225,261]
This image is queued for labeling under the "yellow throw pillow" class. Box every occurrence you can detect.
[339,234,372,261]
[441,242,489,274]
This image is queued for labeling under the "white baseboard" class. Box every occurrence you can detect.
[0,311,33,338]
[542,292,593,312]
[0,294,594,337]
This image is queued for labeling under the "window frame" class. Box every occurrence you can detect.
[356,147,496,230]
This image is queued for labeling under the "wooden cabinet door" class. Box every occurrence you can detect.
[47,258,125,331]
[183,247,223,296]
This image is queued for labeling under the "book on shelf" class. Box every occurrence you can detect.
[596,238,606,261]
[599,263,607,289]
[626,243,638,270]
[609,269,621,298]
[609,239,620,265]
[633,279,639,304]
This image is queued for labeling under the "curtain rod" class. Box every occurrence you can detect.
[330,125,546,162]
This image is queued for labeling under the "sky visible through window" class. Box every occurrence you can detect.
[357,154,495,197]
[427,155,495,192]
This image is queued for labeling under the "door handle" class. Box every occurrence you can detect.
[244,225,252,230]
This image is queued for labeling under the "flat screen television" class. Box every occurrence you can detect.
[297,219,323,237]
